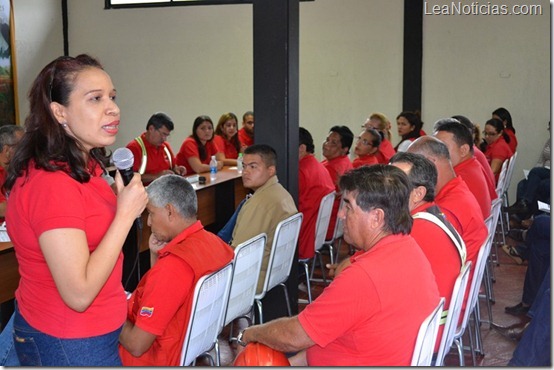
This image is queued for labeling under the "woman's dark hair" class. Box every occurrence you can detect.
[215,112,240,154]
[365,128,382,148]
[486,118,511,144]
[492,107,515,134]
[190,115,214,162]
[5,54,109,192]
[395,111,423,150]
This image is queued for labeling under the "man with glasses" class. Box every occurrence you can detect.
[321,125,353,240]
[126,112,186,185]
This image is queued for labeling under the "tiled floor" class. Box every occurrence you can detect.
[206,237,528,367]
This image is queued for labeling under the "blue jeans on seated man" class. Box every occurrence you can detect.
[12,302,123,366]
[0,313,19,366]
[509,267,551,366]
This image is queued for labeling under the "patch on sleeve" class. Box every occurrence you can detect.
[140,306,154,317]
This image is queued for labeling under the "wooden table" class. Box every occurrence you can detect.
[0,167,248,304]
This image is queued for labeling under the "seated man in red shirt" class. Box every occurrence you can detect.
[390,151,466,353]
[451,115,496,196]
[235,165,440,366]
[433,118,492,219]
[126,112,187,185]
[407,136,488,303]
[118,174,234,366]
[298,127,335,260]
[321,125,353,240]
[238,111,254,149]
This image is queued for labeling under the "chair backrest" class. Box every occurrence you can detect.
[314,192,336,253]
[325,196,345,244]
[256,212,303,300]
[411,297,446,366]
[223,233,266,327]
[435,261,472,366]
[488,197,503,234]
[454,233,494,339]
[495,159,509,197]
[179,263,233,366]
[504,151,518,194]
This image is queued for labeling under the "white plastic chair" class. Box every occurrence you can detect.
[411,297,445,366]
[223,233,266,344]
[434,261,472,367]
[254,213,303,324]
[178,263,233,366]
[298,191,335,303]
[451,233,494,366]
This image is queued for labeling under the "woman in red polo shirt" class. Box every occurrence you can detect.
[4,54,148,366]
[482,117,514,183]
[176,115,225,174]
[492,107,518,153]
[214,112,241,166]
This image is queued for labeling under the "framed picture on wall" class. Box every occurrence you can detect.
[0,0,17,126]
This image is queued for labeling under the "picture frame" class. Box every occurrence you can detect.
[0,0,18,126]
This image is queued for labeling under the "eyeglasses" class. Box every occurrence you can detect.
[156,129,171,138]
[483,131,498,137]
[356,137,373,146]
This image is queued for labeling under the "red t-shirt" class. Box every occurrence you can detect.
[473,146,497,200]
[454,157,492,219]
[238,128,253,148]
[298,234,440,366]
[119,221,234,366]
[321,155,353,240]
[352,154,379,168]
[484,138,513,183]
[298,154,335,259]
[6,162,126,338]
[213,135,239,160]
[505,128,518,153]
[175,137,220,174]
[410,202,462,352]
[375,138,395,164]
[435,176,488,310]
[126,132,177,175]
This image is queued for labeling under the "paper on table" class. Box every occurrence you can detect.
[523,169,529,180]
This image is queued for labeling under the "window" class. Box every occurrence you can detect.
[105,0,252,8]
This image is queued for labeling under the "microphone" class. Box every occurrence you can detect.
[113,147,143,229]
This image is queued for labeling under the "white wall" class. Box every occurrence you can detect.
[13,0,63,123]
[12,0,550,200]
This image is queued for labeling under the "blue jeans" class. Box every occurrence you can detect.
[509,268,551,366]
[516,166,550,214]
[13,304,123,366]
[521,215,550,305]
[0,313,19,366]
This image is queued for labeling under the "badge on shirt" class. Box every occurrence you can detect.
[140,306,154,317]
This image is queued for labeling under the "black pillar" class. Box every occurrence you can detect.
[253,0,300,320]
[402,0,423,112]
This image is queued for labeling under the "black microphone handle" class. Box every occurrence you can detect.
[117,168,143,230]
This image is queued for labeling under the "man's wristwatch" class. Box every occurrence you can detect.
[236,329,248,347]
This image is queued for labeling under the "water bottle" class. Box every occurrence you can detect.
[237,153,243,174]
[209,155,217,181]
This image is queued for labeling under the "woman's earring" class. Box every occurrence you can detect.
[61,122,68,128]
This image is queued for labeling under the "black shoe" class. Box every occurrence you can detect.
[506,229,526,243]
[504,200,530,215]
[491,322,530,341]
[505,302,530,316]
